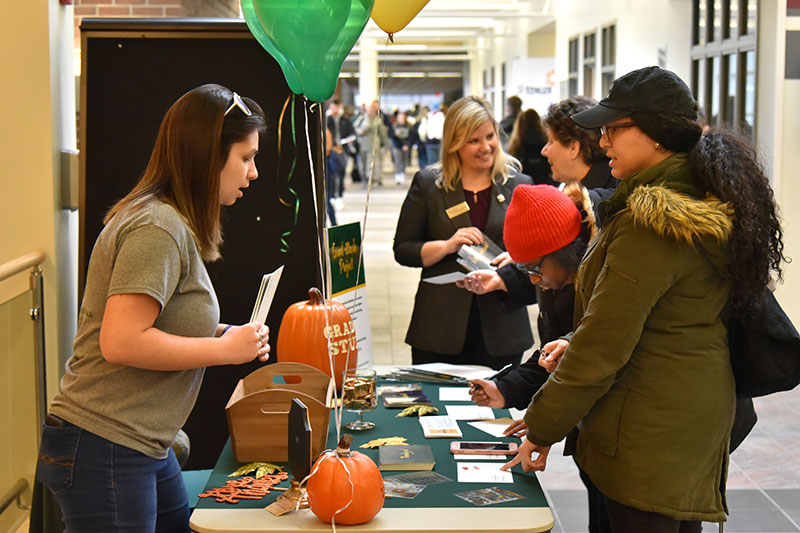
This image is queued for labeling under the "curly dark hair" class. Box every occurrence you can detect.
[689,127,786,313]
[543,96,606,166]
[629,111,703,153]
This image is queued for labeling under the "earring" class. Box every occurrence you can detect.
[655,142,661,150]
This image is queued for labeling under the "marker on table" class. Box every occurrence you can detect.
[469,363,515,392]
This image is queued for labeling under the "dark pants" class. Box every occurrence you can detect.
[36,416,191,532]
[604,497,702,533]
[411,299,522,371]
[578,465,613,533]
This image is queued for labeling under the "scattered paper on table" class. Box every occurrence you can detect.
[467,417,516,438]
[419,415,463,438]
[439,387,473,402]
[453,454,508,461]
[445,405,495,420]
[456,462,514,483]
[422,272,466,285]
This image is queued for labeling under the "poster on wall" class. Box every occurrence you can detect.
[509,57,558,115]
[327,221,374,368]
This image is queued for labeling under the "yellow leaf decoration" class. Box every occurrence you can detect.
[229,462,283,478]
[396,405,439,417]
[359,437,409,449]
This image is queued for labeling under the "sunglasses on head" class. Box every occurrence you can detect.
[224,92,252,117]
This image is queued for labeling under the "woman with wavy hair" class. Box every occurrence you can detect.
[504,67,784,532]
[393,95,534,369]
[36,84,269,532]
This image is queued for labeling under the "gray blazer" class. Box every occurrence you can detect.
[393,167,534,356]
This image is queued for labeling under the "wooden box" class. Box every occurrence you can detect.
[225,362,334,462]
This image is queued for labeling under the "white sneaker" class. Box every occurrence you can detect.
[394,173,404,184]
[334,197,345,211]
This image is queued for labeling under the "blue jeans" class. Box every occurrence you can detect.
[36,417,190,532]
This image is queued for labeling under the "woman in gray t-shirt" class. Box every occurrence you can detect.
[37,84,270,532]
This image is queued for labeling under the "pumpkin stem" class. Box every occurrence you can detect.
[336,433,354,457]
[308,287,325,305]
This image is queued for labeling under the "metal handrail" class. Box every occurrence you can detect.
[0,478,29,515]
[0,251,45,283]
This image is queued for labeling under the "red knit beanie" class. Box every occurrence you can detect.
[503,185,582,263]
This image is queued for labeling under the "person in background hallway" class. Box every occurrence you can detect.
[503,66,785,533]
[35,84,270,532]
[343,105,362,184]
[506,108,553,186]
[326,98,357,208]
[390,111,411,184]
[354,100,388,186]
[410,105,429,169]
[422,103,445,165]
[325,125,337,225]
[393,95,534,371]
[499,95,522,144]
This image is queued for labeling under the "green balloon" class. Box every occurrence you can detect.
[241,0,302,95]
[242,0,374,102]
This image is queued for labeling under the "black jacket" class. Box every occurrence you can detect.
[394,168,534,357]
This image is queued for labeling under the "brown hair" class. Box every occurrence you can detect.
[437,96,519,191]
[506,108,546,158]
[104,84,266,262]
[543,96,606,166]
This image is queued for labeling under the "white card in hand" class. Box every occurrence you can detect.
[456,462,513,483]
[445,405,495,420]
[439,387,473,402]
[250,265,284,325]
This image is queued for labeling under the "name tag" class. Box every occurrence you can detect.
[446,201,470,219]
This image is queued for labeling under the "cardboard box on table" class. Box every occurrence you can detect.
[225,362,333,462]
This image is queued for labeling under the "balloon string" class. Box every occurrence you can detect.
[277,94,292,209]
[303,99,327,299]
[280,94,300,253]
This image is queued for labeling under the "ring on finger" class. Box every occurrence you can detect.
[258,333,265,342]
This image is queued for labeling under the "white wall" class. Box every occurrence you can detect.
[554,0,693,99]
[0,1,77,402]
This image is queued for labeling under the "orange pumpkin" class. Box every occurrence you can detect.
[306,434,384,525]
[276,287,357,388]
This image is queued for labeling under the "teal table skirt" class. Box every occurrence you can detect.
[195,383,547,510]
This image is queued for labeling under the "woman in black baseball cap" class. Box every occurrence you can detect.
[503,67,785,532]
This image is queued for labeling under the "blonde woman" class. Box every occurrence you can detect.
[393,96,534,369]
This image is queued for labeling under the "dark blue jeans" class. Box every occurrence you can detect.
[36,417,190,532]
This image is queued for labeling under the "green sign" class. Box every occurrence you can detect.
[328,222,367,297]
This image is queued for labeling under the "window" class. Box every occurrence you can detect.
[568,37,579,96]
[601,25,616,95]
[691,0,756,135]
[583,32,596,97]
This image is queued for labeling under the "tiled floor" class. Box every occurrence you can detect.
[336,162,800,533]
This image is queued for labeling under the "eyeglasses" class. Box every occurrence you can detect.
[599,122,637,142]
[516,257,545,277]
[224,92,252,117]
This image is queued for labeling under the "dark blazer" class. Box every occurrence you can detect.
[393,167,534,356]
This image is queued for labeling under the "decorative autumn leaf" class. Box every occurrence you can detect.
[358,437,409,449]
[396,405,439,417]
[229,462,283,478]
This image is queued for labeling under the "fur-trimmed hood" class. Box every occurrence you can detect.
[627,185,733,244]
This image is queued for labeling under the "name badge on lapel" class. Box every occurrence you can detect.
[446,201,470,219]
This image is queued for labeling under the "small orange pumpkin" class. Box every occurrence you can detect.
[276,287,357,388]
[306,434,384,525]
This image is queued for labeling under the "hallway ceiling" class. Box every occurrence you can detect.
[341,0,555,95]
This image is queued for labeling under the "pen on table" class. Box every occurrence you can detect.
[469,363,514,392]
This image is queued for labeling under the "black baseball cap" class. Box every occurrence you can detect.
[571,66,697,129]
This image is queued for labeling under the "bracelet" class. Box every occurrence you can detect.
[221,324,234,336]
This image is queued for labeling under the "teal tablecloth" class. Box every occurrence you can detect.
[195,383,547,510]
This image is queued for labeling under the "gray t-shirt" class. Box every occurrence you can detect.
[51,198,219,459]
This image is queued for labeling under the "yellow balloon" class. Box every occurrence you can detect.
[371,0,430,35]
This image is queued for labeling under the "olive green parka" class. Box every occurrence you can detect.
[525,153,735,522]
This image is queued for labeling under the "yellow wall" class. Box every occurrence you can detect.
[0,1,76,403]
